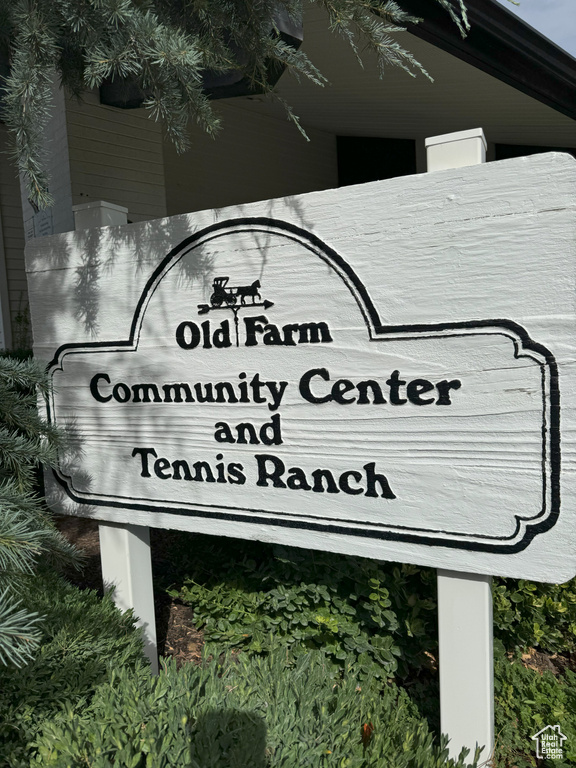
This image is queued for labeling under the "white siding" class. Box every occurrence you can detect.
[66,91,167,223]
[163,101,338,215]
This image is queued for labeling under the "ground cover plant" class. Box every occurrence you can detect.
[166,533,576,676]
[164,532,576,767]
[33,650,482,768]
[167,538,438,680]
[2,521,576,766]
[492,579,576,655]
[493,644,576,768]
[0,571,146,768]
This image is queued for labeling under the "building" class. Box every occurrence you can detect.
[1,0,575,349]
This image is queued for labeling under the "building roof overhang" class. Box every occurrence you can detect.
[235,1,576,149]
[402,0,576,121]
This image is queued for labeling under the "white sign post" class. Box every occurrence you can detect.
[26,146,576,751]
[427,129,493,759]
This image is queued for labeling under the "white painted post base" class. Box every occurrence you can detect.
[437,570,494,760]
[99,523,158,674]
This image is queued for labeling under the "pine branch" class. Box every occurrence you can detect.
[433,0,470,36]
[0,508,46,583]
[0,355,54,395]
[0,428,58,488]
[0,354,80,666]
[0,0,476,208]
[0,590,42,667]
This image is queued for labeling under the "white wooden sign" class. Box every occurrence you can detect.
[26,153,576,582]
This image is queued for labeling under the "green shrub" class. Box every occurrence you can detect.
[168,535,576,674]
[3,526,574,768]
[169,537,438,680]
[493,579,576,654]
[166,535,576,768]
[494,644,576,768]
[0,571,145,768]
[33,650,482,768]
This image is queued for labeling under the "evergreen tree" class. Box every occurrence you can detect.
[0,0,471,209]
[0,354,78,666]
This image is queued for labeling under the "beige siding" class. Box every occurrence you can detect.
[0,126,26,346]
[163,101,338,215]
[66,91,167,223]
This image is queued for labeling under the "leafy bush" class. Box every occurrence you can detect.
[168,533,576,683]
[34,650,481,768]
[2,524,574,768]
[169,537,437,679]
[493,579,576,654]
[494,644,576,768]
[0,571,145,768]
[166,534,576,767]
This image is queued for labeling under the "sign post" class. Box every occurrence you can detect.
[99,522,158,674]
[426,129,494,759]
[437,569,493,759]
[27,147,576,745]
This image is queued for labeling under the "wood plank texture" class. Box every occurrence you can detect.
[26,152,576,581]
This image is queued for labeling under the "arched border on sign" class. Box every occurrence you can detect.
[45,217,560,554]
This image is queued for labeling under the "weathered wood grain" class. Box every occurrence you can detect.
[26,153,576,581]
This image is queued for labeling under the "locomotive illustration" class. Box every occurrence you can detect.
[209,276,262,307]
